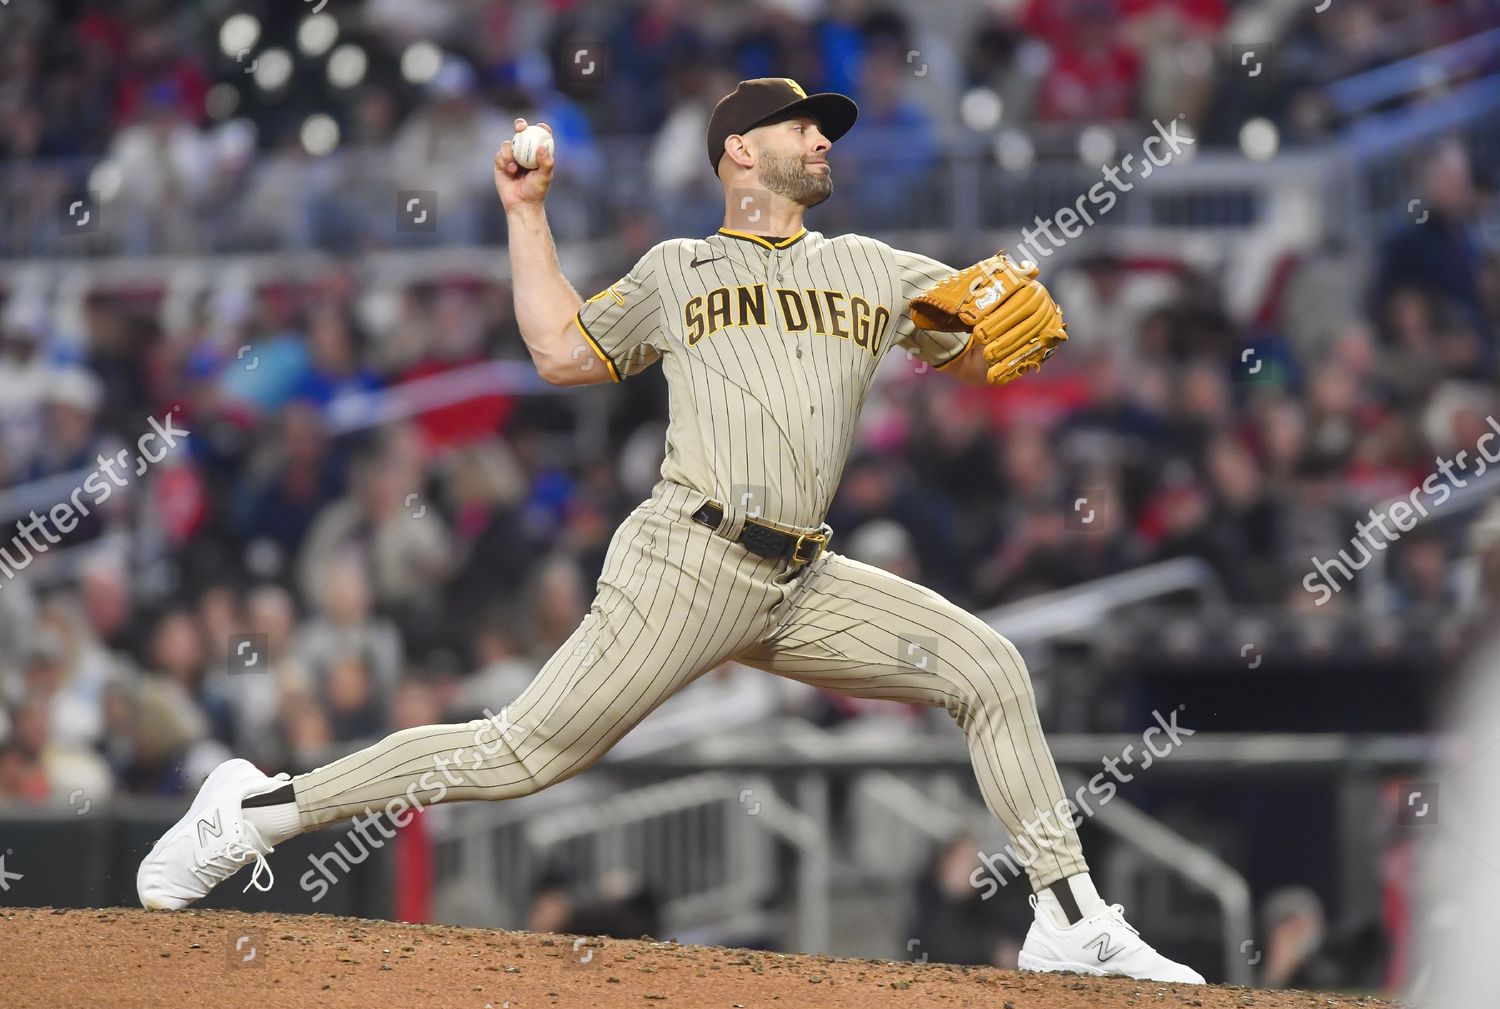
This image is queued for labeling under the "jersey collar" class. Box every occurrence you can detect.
[716,227,808,251]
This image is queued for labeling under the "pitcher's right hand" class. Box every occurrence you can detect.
[495,118,555,210]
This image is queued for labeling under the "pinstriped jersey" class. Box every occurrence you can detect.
[574,228,971,530]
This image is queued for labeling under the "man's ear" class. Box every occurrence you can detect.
[724,134,754,172]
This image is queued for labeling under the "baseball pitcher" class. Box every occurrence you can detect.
[138,78,1200,984]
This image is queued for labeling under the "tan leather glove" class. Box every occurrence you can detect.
[909,250,1068,386]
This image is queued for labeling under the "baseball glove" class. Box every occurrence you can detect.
[909,251,1068,386]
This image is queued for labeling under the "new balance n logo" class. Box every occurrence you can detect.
[1085,931,1127,963]
[196,811,224,849]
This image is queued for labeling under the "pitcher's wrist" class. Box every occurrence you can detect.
[505,201,547,224]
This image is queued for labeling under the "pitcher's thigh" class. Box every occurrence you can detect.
[505,598,738,788]
[503,511,785,787]
[742,552,1034,720]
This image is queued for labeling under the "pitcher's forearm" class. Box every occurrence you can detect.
[505,203,588,382]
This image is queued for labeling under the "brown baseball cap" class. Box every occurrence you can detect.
[706,77,859,176]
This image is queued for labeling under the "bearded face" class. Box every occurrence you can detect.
[755,134,833,208]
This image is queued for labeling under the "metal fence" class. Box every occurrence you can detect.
[0,725,1438,986]
[0,127,1321,263]
[414,724,1435,983]
[7,101,1494,269]
[1335,71,1500,246]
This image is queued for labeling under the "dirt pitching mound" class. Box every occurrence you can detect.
[1,908,1396,1009]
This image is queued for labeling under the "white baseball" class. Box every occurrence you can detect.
[511,125,554,170]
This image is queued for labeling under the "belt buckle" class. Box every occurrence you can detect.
[790,529,827,566]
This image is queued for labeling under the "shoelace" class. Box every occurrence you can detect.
[1102,904,1145,941]
[200,822,276,894]
[227,777,288,893]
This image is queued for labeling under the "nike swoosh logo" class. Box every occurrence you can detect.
[690,255,723,268]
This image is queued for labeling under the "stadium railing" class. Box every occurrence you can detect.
[8,68,1495,369]
[0,129,1357,267]
[0,727,1438,980]
[1335,70,1500,243]
[589,727,1434,974]
[424,769,830,949]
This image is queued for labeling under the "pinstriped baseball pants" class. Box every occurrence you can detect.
[292,480,1088,890]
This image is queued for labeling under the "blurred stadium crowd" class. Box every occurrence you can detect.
[0,3,1498,989]
[1,135,1495,804]
[2,0,1498,250]
[0,0,1494,800]
[6,0,1495,156]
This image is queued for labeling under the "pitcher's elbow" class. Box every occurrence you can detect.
[536,354,593,385]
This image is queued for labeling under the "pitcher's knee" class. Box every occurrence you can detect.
[943,639,1036,725]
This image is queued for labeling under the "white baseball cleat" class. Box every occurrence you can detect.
[137,758,288,910]
[1017,895,1206,984]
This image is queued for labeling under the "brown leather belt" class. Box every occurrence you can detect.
[692,501,828,567]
